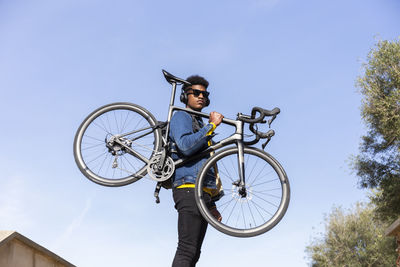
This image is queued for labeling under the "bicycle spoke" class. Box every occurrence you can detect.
[220,160,235,183]
[235,203,241,228]
[229,156,238,179]
[97,153,109,175]
[120,110,131,133]
[105,155,113,177]
[248,161,270,187]
[251,190,281,199]
[133,116,145,133]
[86,151,109,165]
[219,197,236,215]
[122,154,139,173]
[119,156,123,177]
[81,143,105,151]
[246,201,257,228]
[251,192,279,208]
[112,111,120,134]
[249,199,266,221]
[225,198,239,225]
[245,153,250,171]
[251,178,278,187]
[219,168,235,183]
[93,121,111,135]
[217,197,235,209]
[119,156,135,176]
[251,199,274,216]
[246,156,259,183]
[105,112,112,134]
[83,135,105,143]
[241,202,246,228]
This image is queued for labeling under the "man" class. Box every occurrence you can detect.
[169,74,223,267]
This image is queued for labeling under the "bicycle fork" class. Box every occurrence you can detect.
[234,141,247,198]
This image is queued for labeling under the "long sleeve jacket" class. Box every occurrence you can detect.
[169,111,216,188]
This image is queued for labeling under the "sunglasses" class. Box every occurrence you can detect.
[187,88,210,98]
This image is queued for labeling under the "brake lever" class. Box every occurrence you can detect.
[268,115,277,128]
[262,138,271,150]
[261,129,275,150]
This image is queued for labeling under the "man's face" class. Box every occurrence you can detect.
[186,84,208,111]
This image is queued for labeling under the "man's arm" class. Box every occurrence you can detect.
[170,111,215,157]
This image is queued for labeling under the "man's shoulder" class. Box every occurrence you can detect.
[172,110,191,120]
[170,111,193,135]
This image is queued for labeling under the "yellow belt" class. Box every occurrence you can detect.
[177,183,213,195]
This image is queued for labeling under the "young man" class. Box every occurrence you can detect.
[169,75,223,267]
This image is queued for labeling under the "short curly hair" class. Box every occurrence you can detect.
[182,75,209,91]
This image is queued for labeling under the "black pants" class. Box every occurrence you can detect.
[172,187,211,267]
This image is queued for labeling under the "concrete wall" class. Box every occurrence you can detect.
[0,238,69,267]
[0,231,74,267]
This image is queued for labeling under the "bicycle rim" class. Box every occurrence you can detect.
[73,102,162,186]
[195,147,290,237]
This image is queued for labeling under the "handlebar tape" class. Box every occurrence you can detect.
[240,107,280,123]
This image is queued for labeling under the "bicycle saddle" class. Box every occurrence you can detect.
[162,69,191,85]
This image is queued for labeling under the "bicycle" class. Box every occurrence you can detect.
[73,70,290,238]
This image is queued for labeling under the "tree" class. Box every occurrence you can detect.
[306,203,397,267]
[353,38,400,222]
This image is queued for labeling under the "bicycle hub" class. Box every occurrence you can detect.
[239,186,247,198]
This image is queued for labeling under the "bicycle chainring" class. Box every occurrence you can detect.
[147,155,175,182]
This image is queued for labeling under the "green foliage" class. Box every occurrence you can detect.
[306,203,397,267]
[354,38,400,221]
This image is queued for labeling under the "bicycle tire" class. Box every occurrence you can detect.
[195,147,290,237]
[73,102,162,186]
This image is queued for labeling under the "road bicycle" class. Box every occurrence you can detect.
[73,70,290,237]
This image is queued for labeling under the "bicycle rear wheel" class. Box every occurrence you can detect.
[195,147,290,237]
[73,102,162,186]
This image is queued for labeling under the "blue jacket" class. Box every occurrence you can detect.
[169,111,216,188]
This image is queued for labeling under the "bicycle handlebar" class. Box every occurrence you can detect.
[239,106,280,148]
[238,107,280,123]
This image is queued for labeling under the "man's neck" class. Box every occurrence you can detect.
[185,106,202,112]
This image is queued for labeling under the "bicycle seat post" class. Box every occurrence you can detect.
[169,82,177,108]
[164,82,177,146]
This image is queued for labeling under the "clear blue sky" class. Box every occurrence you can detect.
[0,0,399,266]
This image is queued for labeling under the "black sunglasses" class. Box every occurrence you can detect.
[187,88,210,98]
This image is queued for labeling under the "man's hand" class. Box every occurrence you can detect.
[209,111,224,126]
[209,207,222,222]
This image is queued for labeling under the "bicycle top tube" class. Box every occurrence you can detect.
[171,106,240,128]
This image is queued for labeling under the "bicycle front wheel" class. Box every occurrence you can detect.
[73,102,162,186]
[195,147,290,237]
